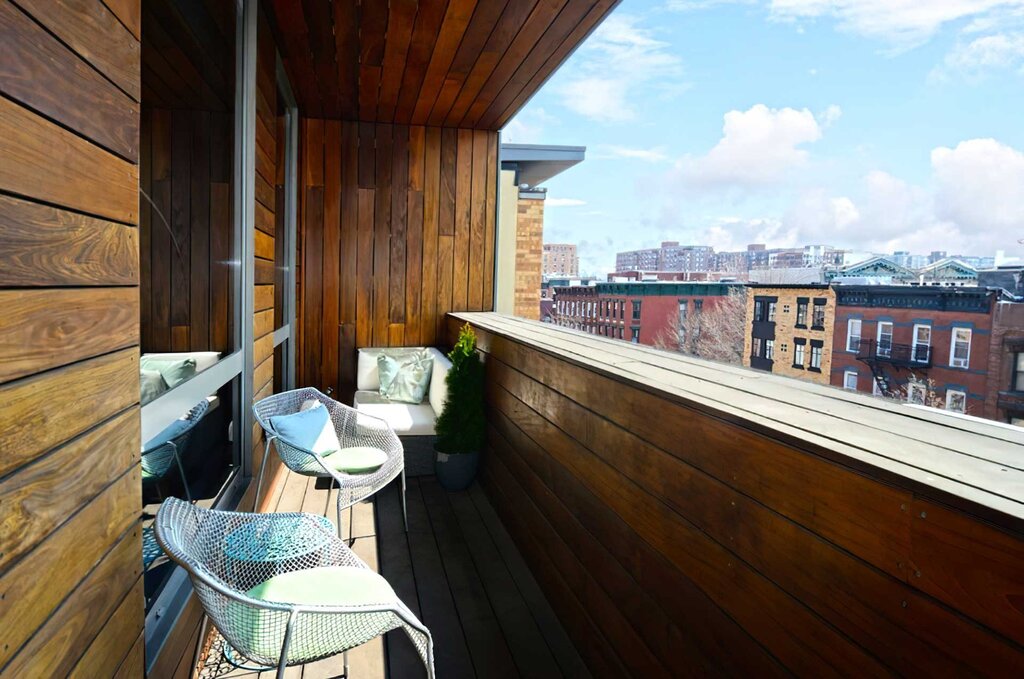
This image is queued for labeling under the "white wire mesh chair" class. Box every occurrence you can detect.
[252,388,406,538]
[155,497,435,679]
[142,399,210,503]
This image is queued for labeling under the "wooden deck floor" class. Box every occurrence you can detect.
[199,472,588,678]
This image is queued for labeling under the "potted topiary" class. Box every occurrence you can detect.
[434,323,485,490]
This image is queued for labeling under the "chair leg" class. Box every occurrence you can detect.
[335,482,344,540]
[277,610,298,679]
[172,446,193,503]
[401,469,409,532]
[348,502,355,547]
[190,614,209,679]
[254,436,273,512]
[343,649,349,677]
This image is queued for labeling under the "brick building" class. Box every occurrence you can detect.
[552,281,742,346]
[830,285,1002,416]
[984,300,1024,423]
[513,193,544,319]
[542,243,579,277]
[743,284,836,384]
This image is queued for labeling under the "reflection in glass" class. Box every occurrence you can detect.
[139,0,239,612]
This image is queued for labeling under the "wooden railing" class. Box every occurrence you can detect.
[449,312,1024,677]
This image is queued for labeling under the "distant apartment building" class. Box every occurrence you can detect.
[616,242,714,273]
[830,286,1002,415]
[743,284,836,385]
[552,281,742,347]
[986,298,1024,424]
[543,243,579,277]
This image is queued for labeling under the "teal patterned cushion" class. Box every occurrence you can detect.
[377,350,433,404]
[140,356,197,388]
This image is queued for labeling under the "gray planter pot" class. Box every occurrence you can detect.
[434,448,480,491]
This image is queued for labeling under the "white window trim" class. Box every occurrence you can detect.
[946,389,967,413]
[907,382,928,406]
[846,319,861,353]
[949,327,972,368]
[843,370,857,390]
[912,323,931,363]
[877,321,893,357]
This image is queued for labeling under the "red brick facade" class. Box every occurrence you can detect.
[985,302,1024,422]
[551,282,741,346]
[830,287,997,416]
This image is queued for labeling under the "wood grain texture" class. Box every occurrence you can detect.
[0,0,139,160]
[15,0,142,101]
[453,313,1024,677]
[0,468,140,670]
[0,96,138,224]
[0,194,139,287]
[264,0,619,128]
[298,123,497,394]
[0,287,138,385]
[0,4,143,677]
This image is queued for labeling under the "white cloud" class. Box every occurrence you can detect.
[931,32,1024,80]
[592,144,670,162]
[769,0,1024,49]
[502,107,556,144]
[545,198,587,207]
[675,104,837,188]
[554,14,684,122]
[932,138,1024,238]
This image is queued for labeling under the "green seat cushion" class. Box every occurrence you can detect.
[140,356,197,388]
[323,446,388,474]
[377,350,433,404]
[247,566,397,607]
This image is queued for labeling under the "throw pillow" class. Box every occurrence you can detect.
[270,402,342,456]
[140,369,168,405]
[377,349,433,404]
[140,356,197,389]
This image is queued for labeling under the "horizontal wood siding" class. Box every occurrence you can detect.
[451,313,1024,677]
[0,0,143,676]
[299,121,498,401]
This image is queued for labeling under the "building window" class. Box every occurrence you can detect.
[632,300,642,320]
[950,327,972,368]
[843,370,858,390]
[809,340,823,371]
[767,302,776,322]
[907,382,928,405]
[847,319,862,352]
[872,378,883,396]
[812,299,826,329]
[765,339,775,360]
[631,327,640,343]
[754,299,764,321]
[1014,353,1024,391]
[877,321,893,358]
[795,298,809,327]
[752,337,763,357]
[694,299,703,312]
[793,339,806,368]
[946,389,967,413]
[618,327,624,340]
[912,324,931,363]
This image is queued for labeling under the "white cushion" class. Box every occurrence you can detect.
[354,391,437,435]
[142,351,222,373]
[356,349,382,391]
[429,350,452,416]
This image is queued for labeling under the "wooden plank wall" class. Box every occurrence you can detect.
[298,122,498,401]
[139,107,234,353]
[0,0,144,676]
[454,315,1024,677]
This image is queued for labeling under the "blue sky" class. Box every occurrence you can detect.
[504,0,1024,276]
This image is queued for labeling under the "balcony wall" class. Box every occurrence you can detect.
[0,0,144,675]
[296,121,498,401]
[451,312,1024,676]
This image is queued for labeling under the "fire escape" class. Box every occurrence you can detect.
[856,339,932,395]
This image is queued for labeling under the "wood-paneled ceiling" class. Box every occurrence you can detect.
[267,0,620,128]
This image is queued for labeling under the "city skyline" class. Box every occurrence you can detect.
[507,0,1024,277]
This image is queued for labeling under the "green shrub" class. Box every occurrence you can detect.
[435,324,486,455]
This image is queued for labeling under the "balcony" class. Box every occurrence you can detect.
[857,338,932,367]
